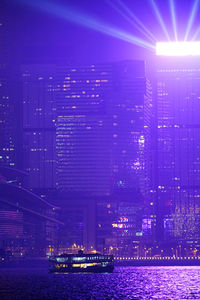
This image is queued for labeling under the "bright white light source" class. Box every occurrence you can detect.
[156,42,200,56]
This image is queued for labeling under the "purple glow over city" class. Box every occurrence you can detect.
[2,0,200,299]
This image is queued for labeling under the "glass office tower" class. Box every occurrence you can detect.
[56,61,149,196]
[155,56,200,244]
[21,60,151,251]
[22,65,57,191]
[0,2,16,170]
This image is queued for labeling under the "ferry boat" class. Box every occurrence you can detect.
[49,250,114,273]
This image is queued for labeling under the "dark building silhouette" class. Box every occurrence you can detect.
[0,168,62,257]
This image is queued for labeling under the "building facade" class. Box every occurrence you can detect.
[55,61,149,196]
[0,1,17,169]
[21,65,57,195]
[154,57,200,245]
[21,60,151,251]
[55,64,112,195]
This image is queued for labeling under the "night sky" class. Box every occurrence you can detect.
[6,0,200,64]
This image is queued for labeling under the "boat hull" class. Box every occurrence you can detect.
[49,264,114,273]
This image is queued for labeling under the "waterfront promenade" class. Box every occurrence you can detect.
[115,256,200,266]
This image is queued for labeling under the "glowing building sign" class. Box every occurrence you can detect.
[156,42,200,56]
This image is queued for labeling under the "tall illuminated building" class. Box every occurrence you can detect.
[55,61,152,251]
[21,61,151,250]
[21,61,150,196]
[21,65,57,194]
[0,1,16,169]
[154,42,200,244]
[55,61,149,196]
[56,64,112,195]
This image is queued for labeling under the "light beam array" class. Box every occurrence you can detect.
[15,0,200,52]
[169,0,177,41]
[184,0,200,41]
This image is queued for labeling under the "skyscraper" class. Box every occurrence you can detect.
[154,55,200,244]
[21,65,57,193]
[0,1,16,170]
[56,61,149,196]
[55,64,112,195]
[21,60,151,250]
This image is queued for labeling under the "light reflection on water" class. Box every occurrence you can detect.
[0,266,200,299]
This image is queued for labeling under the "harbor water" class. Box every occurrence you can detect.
[1,266,200,299]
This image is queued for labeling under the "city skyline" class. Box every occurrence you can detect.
[1,0,200,256]
[2,1,200,299]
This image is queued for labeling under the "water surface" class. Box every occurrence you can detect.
[0,266,200,299]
